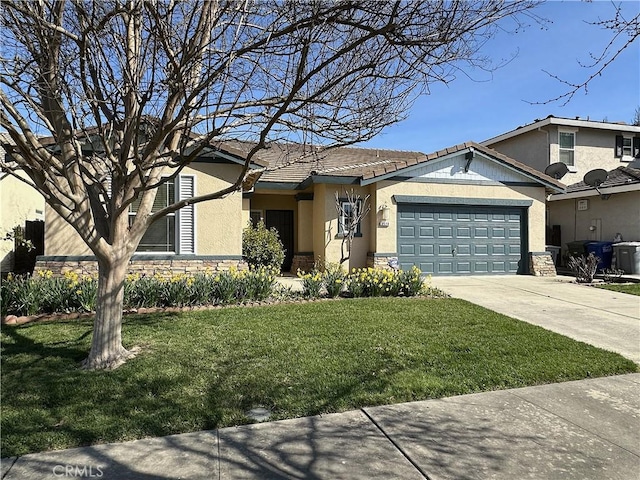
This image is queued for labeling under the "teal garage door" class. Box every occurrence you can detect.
[397,204,526,275]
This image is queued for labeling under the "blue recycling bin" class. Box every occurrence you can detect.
[585,241,613,271]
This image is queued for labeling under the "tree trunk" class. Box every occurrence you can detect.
[82,255,137,370]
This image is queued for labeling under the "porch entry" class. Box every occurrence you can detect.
[265,210,294,272]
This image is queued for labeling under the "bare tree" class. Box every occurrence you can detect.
[0,0,541,369]
[537,2,639,105]
[335,189,371,266]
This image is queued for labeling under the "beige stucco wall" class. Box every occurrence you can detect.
[549,191,640,256]
[0,169,45,271]
[310,184,374,270]
[188,163,244,256]
[374,181,548,254]
[45,162,245,257]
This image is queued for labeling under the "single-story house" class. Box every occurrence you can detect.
[548,165,640,261]
[36,140,564,277]
[244,141,564,276]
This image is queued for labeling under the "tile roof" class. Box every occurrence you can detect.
[564,166,640,193]
[238,139,564,191]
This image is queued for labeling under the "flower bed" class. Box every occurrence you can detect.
[297,265,427,298]
[2,265,442,320]
[1,266,278,317]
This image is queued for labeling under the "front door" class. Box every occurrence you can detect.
[265,210,294,272]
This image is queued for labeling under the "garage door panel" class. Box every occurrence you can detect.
[474,227,489,238]
[508,228,521,238]
[474,262,489,273]
[419,226,434,238]
[456,244,471,255]
[397,204,525,276]
[399,226,415,238]
[456,227,471,238]
[438,226,453,238]
[492,227,506,238]
[436,261,454,274]
[456,261,471,273]
[419,244,434,255]
[438,244,453,255]
[399,244,415,255]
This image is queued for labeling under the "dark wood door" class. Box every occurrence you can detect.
[265,210,294,272]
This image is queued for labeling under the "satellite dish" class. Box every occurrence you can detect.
[544,162,569,180]
[583,169,608,188]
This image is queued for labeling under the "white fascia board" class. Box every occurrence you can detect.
[549,183,640,201]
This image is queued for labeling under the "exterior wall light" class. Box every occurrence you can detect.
[379,204,390,227]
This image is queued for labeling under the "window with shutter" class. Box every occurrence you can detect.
[617,135,638,161]
[129,180,176,253]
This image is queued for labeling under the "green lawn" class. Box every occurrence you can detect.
[2,297,636,457]
[596,282,640,296]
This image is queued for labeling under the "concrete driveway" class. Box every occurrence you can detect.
[430,275,640,364]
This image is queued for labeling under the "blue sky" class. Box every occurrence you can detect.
[361,0,640,154]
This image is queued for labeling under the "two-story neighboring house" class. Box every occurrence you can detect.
[482,115,640,186]
[482,116,640,265]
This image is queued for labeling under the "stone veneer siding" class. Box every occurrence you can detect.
[290,253,316,273]
[529,252,557,277]
[35,255,247,277]
[366,253,399,270]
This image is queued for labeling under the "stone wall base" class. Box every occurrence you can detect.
[34,255,247,278]
[529,252,557,277]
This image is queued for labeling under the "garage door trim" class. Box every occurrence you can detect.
[393,195,533,208]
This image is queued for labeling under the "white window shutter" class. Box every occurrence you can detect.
[177,175,196,254]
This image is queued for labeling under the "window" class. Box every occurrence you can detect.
[615,135,640,160]
[130,181,176,252]
[558,131,575,166]
[127,175,195,254]
[338,200,362,237]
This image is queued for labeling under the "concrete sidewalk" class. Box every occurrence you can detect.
[430,275,640,364]
[2,374,638,479]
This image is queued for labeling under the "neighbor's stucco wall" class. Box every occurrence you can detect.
[0,169,45,272]
[45,162,245,257]
[549,191,640,256]
[374,181,548,254]
[486,129,550,174]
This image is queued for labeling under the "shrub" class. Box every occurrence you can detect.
[568,253,599,283]
[242,221,285,270]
